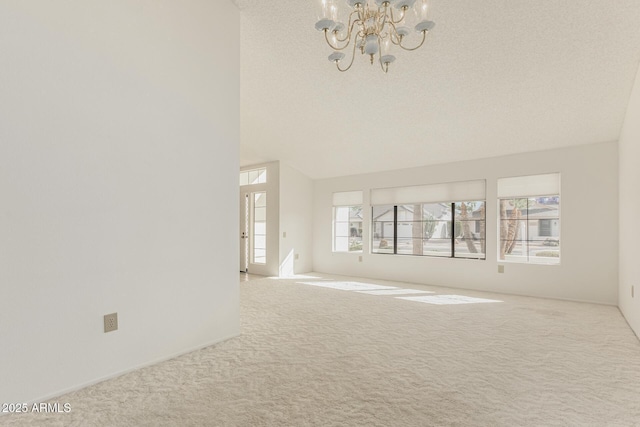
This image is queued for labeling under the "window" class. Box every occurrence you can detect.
[333,191,363,252]
[372,205,395,254]
[497,174,560,264]
[370,181,486,259]
[240,167,267,186]
[252,192,266,264]
[454,201,486,259]
[372,202,485,258]
[333,206,363,252]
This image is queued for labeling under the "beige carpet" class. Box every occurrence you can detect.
[3,273,640,426]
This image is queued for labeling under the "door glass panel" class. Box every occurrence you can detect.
[253,192,266,264]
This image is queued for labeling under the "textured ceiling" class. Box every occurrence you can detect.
[239,0,640,179]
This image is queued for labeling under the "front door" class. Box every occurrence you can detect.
[239,192,249,272]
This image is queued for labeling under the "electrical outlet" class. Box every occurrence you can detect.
[498,265,504,274]
[358,256,363,262]
[295,253,299,260]
[104,313,118,333]
[283,232,287,238]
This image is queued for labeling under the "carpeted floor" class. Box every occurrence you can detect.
[3,273,640,426]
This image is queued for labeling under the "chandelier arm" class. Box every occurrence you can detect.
[385,21,402,45]
[339,17,363,45]
[337,33,360,72]
[335,10,361,43]
[390,7,406,25]
[379,4,389,33]
[324,29,351,51]
[377,3,391,34]
[398,30,428,51]
[390,31,402,45]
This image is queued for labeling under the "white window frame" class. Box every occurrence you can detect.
[240,167,267,186]
[497,173,561,265]
[332,191,363,253]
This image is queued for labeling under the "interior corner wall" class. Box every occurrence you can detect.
[0,0,240,404]
[313,142,618,305]
[279,164,314,276]
[619,62,640,337]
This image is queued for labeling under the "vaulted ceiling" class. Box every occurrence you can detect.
[236,0,640,179]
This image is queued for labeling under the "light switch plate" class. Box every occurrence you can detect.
[498,265,504,274]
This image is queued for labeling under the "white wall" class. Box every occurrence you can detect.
[619,63,640,337]
[279,164,314,276]
[240,161,280,276]
[0,0,240,404]
[313,142,618,304]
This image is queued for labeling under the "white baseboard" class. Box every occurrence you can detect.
[13,333,240,409]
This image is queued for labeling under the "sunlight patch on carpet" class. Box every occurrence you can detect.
[397,295,503,305]
[357,289,433,295]
[297,281,396,291]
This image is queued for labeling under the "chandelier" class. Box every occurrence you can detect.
[315,0,435,73]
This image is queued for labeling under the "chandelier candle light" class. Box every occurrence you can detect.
[315,0,435,73]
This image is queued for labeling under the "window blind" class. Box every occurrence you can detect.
[370,180,485,205]
[497,173,560,198]
[332,190,363,206]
